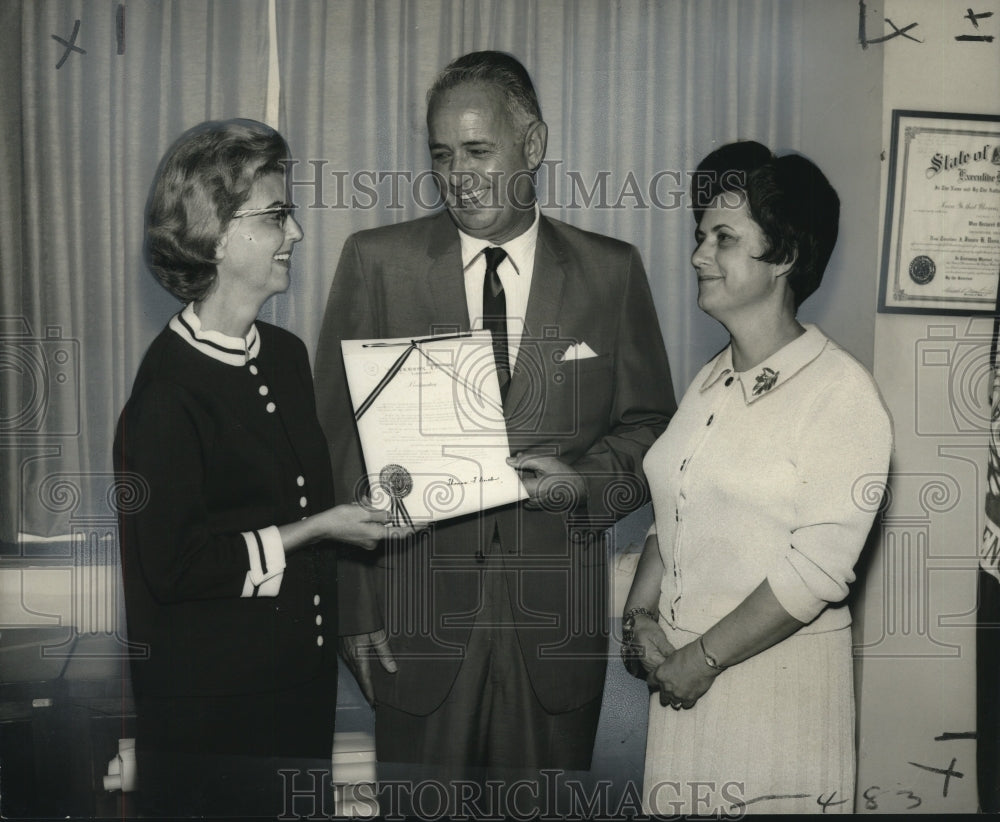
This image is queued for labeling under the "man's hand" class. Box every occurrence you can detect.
[339,629,397,706]
[506,453,587,511]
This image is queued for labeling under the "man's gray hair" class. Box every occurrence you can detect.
[427,50,542,137]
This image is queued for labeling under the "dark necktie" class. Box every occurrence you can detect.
[482,246,510,400]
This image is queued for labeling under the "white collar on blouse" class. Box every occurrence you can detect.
[700,323,829,404]
[169,303,261,367]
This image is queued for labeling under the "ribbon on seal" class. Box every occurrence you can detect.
[379,464,414,527]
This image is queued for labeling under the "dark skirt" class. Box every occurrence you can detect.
[134,670,336,818]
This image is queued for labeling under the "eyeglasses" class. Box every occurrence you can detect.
[232,204,297,225]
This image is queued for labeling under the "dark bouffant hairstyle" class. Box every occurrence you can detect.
[690,140,840,308]
[145,119,289,302]
[427,50,542,137]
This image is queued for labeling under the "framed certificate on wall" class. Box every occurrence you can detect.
[878,110,1000,315]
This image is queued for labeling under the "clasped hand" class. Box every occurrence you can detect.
[646,640,720,710]
[626,616,719,710]
[624,612,674,678]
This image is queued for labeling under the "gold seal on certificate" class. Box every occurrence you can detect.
[908,255,936,285]
[341,331,528,523]
[379,464,414,526]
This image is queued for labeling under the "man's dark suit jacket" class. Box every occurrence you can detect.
[315,210,675,717]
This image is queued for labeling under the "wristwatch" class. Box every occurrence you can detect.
[698,635,727,672]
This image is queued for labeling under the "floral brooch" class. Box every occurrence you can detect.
[752,367,779,396]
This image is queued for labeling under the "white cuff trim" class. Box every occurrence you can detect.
[241,526,286,598]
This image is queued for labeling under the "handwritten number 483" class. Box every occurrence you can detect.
[862,786,921,811]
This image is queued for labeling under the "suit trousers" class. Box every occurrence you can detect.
[374,532,602,816]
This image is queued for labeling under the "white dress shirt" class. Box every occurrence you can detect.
[458,205,539,368]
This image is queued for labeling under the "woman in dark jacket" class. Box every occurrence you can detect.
[114,119,410,816]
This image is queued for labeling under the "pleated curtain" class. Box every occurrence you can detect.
[1,0,805,541]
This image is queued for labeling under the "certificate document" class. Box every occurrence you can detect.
[341,331,528,523]
[880,110,1000,315]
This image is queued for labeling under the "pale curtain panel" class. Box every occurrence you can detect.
[0,4,27,544]
[1,0,271,541]
[3,0,807,541]
[273,0,805,394]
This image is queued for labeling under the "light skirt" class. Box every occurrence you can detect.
[642,622,856,815]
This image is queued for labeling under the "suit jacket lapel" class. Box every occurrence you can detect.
[423,212,470,333]
[505,216,567,415]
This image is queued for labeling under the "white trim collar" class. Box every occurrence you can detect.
[169,303,261,366]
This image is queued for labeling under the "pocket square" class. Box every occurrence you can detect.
[562,341,598,361]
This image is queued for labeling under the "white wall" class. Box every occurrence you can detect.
[797,0,884,370]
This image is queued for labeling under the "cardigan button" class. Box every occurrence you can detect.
[249,364,259,375]
[725,376,734,387]
[316,615,323,626]
[313,594,321,606]
[266,402,276,413]
[300,496,308,508]
[316,635,324,647]
[297,475,305,487]
[259,385,269,396]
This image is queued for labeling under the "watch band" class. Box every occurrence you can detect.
[698,635,726,671]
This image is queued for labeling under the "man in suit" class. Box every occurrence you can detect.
[314,50,675,812]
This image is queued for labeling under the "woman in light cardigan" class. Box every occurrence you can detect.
[622,140,892,815]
